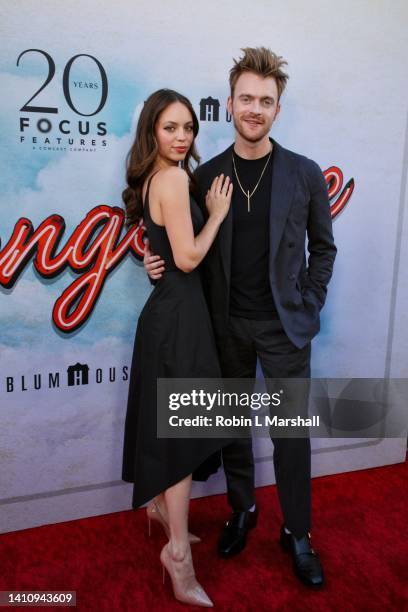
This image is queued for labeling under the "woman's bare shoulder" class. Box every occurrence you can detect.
[155,166,188,187]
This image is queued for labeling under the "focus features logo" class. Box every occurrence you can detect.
[17,49,108,152]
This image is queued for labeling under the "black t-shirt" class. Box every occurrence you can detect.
[229,147,278,319]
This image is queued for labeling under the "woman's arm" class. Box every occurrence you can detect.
[155,167,231,273]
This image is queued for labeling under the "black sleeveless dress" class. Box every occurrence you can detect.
[122,172,225,508]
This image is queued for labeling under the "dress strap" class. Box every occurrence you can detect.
[143,170,161,209]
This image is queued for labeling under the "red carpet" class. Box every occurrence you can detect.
[1,459,407,611]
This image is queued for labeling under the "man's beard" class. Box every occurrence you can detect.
[233,115,271,143]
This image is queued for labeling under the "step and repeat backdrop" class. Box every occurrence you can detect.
[1,0,407,532]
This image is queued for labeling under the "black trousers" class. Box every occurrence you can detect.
[217,316,311,539]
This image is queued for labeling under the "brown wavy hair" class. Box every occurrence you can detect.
[123,89,200,227]
[229,47,289,100]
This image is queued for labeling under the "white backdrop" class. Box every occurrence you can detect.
[0,0,407,533]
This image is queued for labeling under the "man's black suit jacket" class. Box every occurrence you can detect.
[193,138,337,350]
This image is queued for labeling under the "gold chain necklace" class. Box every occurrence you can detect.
[232,146,272,212]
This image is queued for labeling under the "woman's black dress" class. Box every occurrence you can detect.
[122,172,224,508]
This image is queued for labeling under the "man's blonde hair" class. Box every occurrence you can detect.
[229,47,289,99]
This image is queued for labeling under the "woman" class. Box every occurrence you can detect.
[121,89,232,607]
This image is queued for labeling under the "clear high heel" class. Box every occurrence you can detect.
[146,500,201,543]
[160,542,213,607]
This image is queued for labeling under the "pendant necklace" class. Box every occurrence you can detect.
[232,146,272,212]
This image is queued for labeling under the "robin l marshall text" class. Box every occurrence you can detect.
[168,415,320,427]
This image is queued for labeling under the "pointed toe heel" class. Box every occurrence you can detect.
[160,543,213,607]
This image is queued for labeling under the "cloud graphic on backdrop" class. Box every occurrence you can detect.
[0,88,239,337]
[0,81,354,338]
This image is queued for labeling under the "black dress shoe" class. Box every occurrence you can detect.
[218,507,258,558]
[280,525,324,587]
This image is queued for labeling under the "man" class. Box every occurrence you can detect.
[145,47,336,587]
